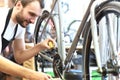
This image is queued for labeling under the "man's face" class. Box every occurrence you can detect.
[16,1,41,28]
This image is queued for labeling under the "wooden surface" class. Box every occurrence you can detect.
[22,43,35,80]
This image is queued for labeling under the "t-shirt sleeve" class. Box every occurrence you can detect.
[15,25,25,39]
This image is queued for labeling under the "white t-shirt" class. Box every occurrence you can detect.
[0,7,25,52]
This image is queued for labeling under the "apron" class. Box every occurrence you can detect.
[1,8,18,52]
[0,8,20,80]
[1,8,18,62]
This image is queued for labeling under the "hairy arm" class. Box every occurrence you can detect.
[0,55,51,80]
[13,38,53,64]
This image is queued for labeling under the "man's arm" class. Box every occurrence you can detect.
[0,55,51,80]
[13,38,54,64]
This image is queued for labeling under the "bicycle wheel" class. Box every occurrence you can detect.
[82,1,120,80]
[34,10,57,72]
[65,20,81,43]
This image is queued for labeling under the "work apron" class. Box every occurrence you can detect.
[1,8,18,52]
[0,8,18,80]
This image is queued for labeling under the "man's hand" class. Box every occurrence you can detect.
[38,38,56,51]
[29,71,52,80]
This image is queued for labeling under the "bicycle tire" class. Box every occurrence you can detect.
[34,10,57,72]
[82,1,120,80]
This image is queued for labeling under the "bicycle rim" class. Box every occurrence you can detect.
[34,10,57,72]
[83,1,120,80]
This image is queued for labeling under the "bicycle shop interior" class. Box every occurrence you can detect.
[0,0,98,80]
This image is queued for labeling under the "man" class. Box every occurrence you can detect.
[0,0,54,80]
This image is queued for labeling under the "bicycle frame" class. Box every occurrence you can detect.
[64,0,117,73]
[90,0,105,73]
[64,0,100,70]
[34,0,120,79]
[42,0,66,61]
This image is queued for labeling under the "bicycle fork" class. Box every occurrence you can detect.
[90,0,120,75]
[90,0,103,73]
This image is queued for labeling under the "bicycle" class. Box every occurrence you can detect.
[66,0,120,80]
[62,0,120,80]
[34,0,65,78]
[34,0,120,80]
[81,1,120,80]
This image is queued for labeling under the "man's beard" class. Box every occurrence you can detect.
[16,12,29,28]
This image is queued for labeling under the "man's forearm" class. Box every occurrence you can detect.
[0,55,35,79]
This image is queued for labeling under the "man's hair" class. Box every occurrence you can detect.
[15,0,44,8]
